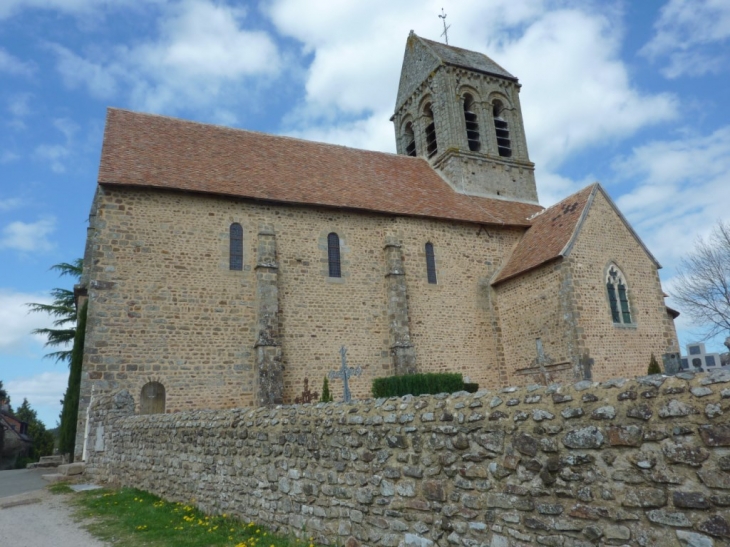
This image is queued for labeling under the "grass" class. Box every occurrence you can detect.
[48,482,74,494]
[68,487,321,547]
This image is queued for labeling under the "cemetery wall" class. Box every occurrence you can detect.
[85,370,730,547]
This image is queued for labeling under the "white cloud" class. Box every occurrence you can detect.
[8,94,32,118]
[613,126,730,266]
[0,47,34,76]
[52,0,282,117]
[31,117,79,172]
[5,372,68,407]
[267,0,677,206]
[0,151,20,164]
[0,217,56,252]
[0,197,23,211]
[0,290,54,354]
[642,0,730,78]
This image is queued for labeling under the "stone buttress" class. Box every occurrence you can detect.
[384,236,417,374]
[254,224,283,405]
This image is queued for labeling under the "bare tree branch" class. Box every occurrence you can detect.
[671,221,730,340]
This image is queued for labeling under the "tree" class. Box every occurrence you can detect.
[58,300,87,460]
[27,259,83,364]
[647,353,661,375]
[0,380,7,402]
[671,221,730,341]
[320,376,333,403]
[15,398,54,464]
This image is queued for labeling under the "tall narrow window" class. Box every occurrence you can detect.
[229,222,243,270]
[404,122,416,157]
[493,100,512,158]
[606,265,632,324]
[463,94,481,152]
[328,232,341,278]
[425,242,437,284]
[424,103,438,158]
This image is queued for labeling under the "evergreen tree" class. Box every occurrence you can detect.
[320,376,333,403]
[647,353,661,375]
[27,259,83,364]
[15,398,54,463]
[0,380,7,403]
[58,300,88,461]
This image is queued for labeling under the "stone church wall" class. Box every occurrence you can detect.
[85,371,730,547]
[567,191,680,381]
[495,262,578,387]
[78,186,525,450]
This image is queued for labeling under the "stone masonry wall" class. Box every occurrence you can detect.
[86,370,730,547]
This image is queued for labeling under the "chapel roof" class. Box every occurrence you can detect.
[493,183,660,285]
[417,35,516,80]
[98,108,542,226]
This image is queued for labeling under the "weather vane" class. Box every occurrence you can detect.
[439,8,450,45]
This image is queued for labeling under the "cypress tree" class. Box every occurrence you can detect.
[647,353,661,375]
[59,300,88,461]
[320,376,333,403]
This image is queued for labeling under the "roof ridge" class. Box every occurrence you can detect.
[107,107,430,163]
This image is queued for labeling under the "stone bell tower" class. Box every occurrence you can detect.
[391,31,538,204]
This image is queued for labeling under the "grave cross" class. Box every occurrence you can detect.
[531,338,555,385]
[328,346,362,403]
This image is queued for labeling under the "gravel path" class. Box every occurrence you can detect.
[0,489,107,547]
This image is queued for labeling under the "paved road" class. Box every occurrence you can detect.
[0,468,49,498]
[0,469,107,547]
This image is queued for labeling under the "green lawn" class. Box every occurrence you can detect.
[65,486,321,547]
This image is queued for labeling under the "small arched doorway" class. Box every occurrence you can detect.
[140,382,166,414]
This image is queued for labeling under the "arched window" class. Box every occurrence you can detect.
[404,122,416,157]
[140,382,166,414]
[327,232,341,278]
[463,94,481,152]
[425,242,437,284]
[424,103,438,158]
[606,264,632,324]
[493,100,512,158]
[229,223,243,270]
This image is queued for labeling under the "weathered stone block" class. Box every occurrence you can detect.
[562,426,604,449]
[607,425,642,446]
[698,424,730,447]
[622,487,667,508]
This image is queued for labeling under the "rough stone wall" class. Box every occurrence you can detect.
[86,370,730,547]
[78,186,525,440]
[495,262,578,387]
[568,191,680,381]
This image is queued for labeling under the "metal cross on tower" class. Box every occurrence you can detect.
[439,8,450,45]
[328,346,362,403]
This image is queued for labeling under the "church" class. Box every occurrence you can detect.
[75,32,679,453]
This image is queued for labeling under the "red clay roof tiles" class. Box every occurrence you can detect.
[493,184,598,285]
[98,109,542,227]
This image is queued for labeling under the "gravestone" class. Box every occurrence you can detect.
[662,352,681,375]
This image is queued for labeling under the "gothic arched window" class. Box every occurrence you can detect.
[328,232,341,278]
[606,264,632,324]
[463,94,481,152]
[229,222,243,270]
[425,242,437,284]
[404,122,416,157]
[424,103,438,158]
[140,382,166,414]
[492,100,512,158]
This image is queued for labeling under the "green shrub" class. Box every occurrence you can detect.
[320,376,333,403]
[372,372,465,398]
[463,382,480,393]
[647,353,661,375]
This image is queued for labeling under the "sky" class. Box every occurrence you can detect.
[1,0,729,428]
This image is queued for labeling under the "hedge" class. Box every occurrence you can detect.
[372,372,474,398]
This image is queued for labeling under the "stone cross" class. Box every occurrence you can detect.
[328,346,362,403]
[531,338,554,385]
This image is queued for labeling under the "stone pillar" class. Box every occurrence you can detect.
[384,236,417,375]
[254,224,283,406]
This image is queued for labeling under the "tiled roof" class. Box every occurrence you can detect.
[98,109,542,226]
[492,184,598,285]
[419,36,516,80]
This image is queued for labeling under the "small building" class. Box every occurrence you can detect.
[0,408,32,470]
[680,342,725,372]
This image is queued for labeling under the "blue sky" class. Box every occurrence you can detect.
[1,0,729,427]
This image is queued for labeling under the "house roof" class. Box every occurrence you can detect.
[417,36,516,81]
[492,183,660,285]
[98,109,542,226]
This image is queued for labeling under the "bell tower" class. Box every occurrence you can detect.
[392,31,538,204]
